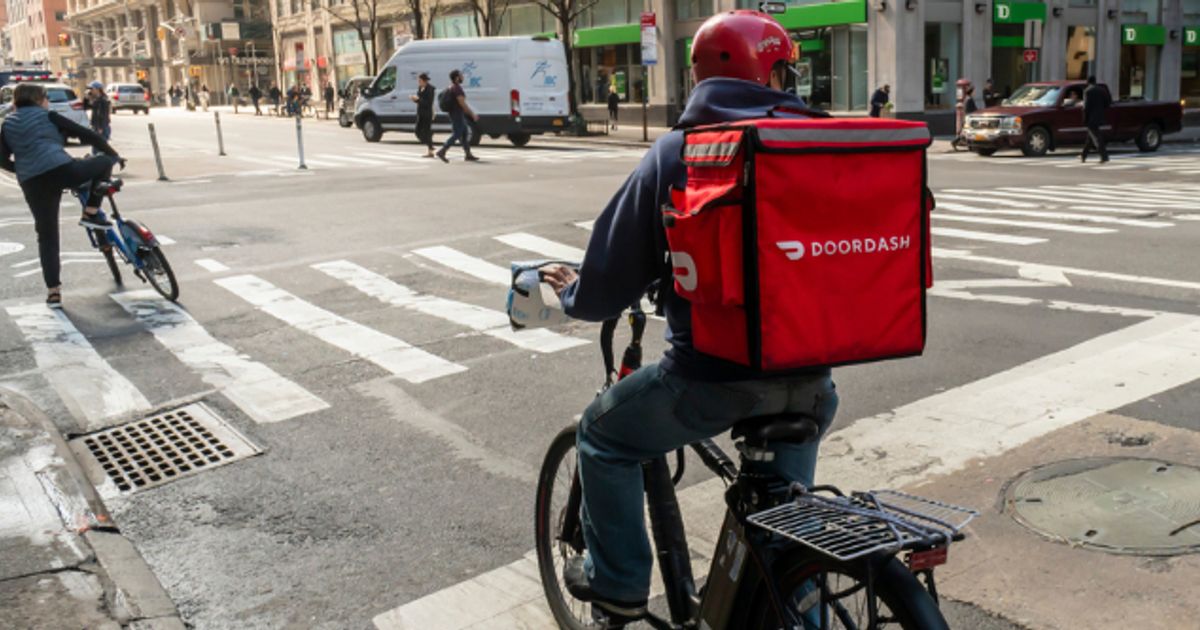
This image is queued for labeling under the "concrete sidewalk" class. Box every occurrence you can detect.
[0,388,184,630]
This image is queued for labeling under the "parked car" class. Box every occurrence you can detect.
[355,36,570,147]
[0,82,90,128]
[105,83,151,114]
[338,75,373,128]
[964,80,1183,157]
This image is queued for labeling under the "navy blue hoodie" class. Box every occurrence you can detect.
[560,78,830,382]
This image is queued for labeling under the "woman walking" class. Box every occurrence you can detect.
[411,73,436,157]
[0,83,123,308]
[199,85,211,111]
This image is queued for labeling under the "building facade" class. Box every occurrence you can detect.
[3,0,71,72]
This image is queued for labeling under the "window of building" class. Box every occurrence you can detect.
[582,0,630,28]
[1065,26,1095,80]
[782,26,867,111]
[924,22,960,109]
[1120,43,1159,99]
[675,0,713,21]
[1121,0,1160,20]
[576,43,643,105]
[1182,47,1199,108]
[433,13,479,38]
[505,4,547,35]
[54,10,65,20]
[1068,0,1096,7]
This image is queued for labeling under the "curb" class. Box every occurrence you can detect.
[0,388,187,630]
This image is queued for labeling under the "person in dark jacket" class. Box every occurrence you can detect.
[606,86,620,130]
[249,84,263,115]
[323,81,335,116]
[410,72,436,157]
[869,83,890,117]
[1081,75,1111,163]
[0,83,123,308]
[539,11,838,625]
[269,84,282,115]
[83,80,111,155]
[435,69,479,163]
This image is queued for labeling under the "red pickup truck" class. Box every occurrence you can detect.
[963,81,1183,157]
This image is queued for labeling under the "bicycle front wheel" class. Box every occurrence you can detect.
[745,554,948,630]
[534,423,592,630]
[141,246,179,301]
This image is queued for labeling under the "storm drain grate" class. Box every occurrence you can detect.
[71,403,261,496]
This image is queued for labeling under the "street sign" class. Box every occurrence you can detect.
[759,1,787,14]
[1023,19,1043,49]
[640,12,657,66]
[1023,49,1039,63]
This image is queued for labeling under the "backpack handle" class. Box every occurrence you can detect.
[766,104,832,119]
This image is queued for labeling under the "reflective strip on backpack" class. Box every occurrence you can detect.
[683,141,742,166]
[758,126,931,145]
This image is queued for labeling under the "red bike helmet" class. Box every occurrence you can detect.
[691,10,795,85]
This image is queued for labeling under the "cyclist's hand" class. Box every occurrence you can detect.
[541,264,578,296]
[117,158,127,171]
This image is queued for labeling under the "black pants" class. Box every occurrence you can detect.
[416,116,434,150]
[20,156,117,289]
[252,97,261,115]
[1082,125,1108,161]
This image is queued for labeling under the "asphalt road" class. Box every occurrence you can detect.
[1,107,1197,630]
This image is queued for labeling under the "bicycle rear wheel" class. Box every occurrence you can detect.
[534,423,592,630]
[96,233,122,286]
[141,246,179,301]
[744,554,948,630]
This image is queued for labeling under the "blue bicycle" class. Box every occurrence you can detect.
[75,177,179,301]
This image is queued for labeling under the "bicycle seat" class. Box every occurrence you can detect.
[731,414,820,446]
[100,178,123,192]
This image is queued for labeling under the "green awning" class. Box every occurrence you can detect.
[994,1,1046,24]
[573,23,639,48]
[992,35,1026,48]
[1121,24,1165,46]
[776,0,866,30]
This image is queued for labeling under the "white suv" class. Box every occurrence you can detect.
[0,82,90,127]
[105,83,150,114]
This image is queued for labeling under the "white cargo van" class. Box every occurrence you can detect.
[354,36,570,147]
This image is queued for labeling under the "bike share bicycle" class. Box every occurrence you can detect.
[510,264,978,630]
[74,164,179,301]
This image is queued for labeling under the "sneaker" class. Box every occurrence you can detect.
[46,293,62,309]
[436,151,449,163]
[1100,156,1110,163]
[562,556,647,623]
[79,212,112,229]
[465,155,480,162]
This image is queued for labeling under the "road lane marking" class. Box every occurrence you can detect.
[0,242,24,257]
[271,154,339,167]
[111,291,330,423]
[937,202,1171,228]
[945,188,1167,211]
[374,313,1200,629]
[194,258,229,272]
[995,187,1182,209]
[5,304,152,430]
[412,246,510,286]
[1023,186,1200,208]
[317,154,388,166]
[931,227,1046,245]
[933,213,1115,234]
[155,235,176,245]
[1083,184,1200,200]
[214,274,466,383]
[573,220,595,231]
[935,193,1041,208]
[933,248,1200,291]
[494,232,585,260]
[313,260,587,353]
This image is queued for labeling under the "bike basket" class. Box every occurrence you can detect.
[745,490,977,562]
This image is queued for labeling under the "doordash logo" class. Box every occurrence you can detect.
[776,235,911,260]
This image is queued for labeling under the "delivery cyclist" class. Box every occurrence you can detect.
[541,10,839,625]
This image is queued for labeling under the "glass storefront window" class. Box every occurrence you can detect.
[576,44,643,105]
[991,23,1033,99]
[1121,0,1160,20]
[676,0,713,21]
[1068,0,1096,7]
[1120,44,1159,99]
[584,0,630,28]
[505,4,547,35]
[782,26,866,111]
[1183,47,1200,108]
[925,22,961,109]
[433,13,479,38]
[1065,26,1095,80]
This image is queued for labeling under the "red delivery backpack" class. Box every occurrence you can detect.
[663,112,933,372]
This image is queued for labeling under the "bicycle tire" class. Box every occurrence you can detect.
[534,424,592,630]
[96,233,122,286]
[742,553,948,630]
[142,246,179,302]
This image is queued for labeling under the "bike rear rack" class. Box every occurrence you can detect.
[745,489,978,562]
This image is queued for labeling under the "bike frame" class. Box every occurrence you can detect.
[78,185,159,272]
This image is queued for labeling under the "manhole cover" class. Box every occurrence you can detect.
[71,403,260,498]
[1006,457,1200,556]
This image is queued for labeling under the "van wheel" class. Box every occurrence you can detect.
[1135,123,1162,152]
[1021,127,1051,157]
[469,121,483,146]
[361,115,383,142]
[508,133,531,147]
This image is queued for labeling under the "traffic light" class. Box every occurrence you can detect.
[136,70,147,80]
[58,32,70,45]
[157,26,166,41]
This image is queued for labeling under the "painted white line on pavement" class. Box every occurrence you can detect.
[930,227,1046,245]
[235,155,295,169]
[156,235,176,245]
[935,193,1041,208]
[272,154,339,168]
[194,258,229,272]
[214,274,466,383]
[1065,205,1169,215]
[317,154,388,166]
[0,242,24,257]
[936,202,1171,228]
[13,259,105,279]
[111,291,330,423]
[0,218,32,229]
[1077,183,1200,202]
[412,246,510,286]
[494,232,585,261]
[934,213,1115,234]
[5,304,152,430]
[933,248,1200,291]
[573,220,595,231]
[313,260,587,353]
[1026,186,1200,209]
[374,313,1200,630]
[951,188,1163,210]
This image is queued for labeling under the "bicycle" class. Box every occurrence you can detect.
[533,293,976,629]
[74,175,179,301]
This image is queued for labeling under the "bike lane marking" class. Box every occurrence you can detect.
[4,304,153,431]
[110,291,330,424]
[214,274,467,384]
[194,258,230,272]
[372,312,1200,630]
[313,260,587,353]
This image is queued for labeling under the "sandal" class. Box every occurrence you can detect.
[46,292,62,309]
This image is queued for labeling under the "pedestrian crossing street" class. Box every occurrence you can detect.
[2,180,1197,433]
[928,146,1200,174]
[231,145,648,174]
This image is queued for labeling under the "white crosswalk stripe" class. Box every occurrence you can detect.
[412,246,511,285]
[494,232,585,260]
[215,274,467,383]
[931,226,1046,245]
[936,202,1172,228]
[929,147,1200,173]
[934,211,1116,234]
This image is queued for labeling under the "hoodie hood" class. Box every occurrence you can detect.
[676,77,809,128]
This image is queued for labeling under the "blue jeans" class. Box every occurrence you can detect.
[439,113,473,156]
[577,362,838,602]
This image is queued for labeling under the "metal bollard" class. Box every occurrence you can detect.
[147,123,169,181]
[215,112,227,156]
[295,115,307,170]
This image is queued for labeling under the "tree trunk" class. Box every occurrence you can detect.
[560,14,577,116]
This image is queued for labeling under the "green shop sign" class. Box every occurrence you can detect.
[994,1,1046,24]
[1121,24,1166,46]
[775,0,867,30]
[573,23,640,48]
[1185,26,1199,46]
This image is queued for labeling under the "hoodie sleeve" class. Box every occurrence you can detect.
[559,139,675,322]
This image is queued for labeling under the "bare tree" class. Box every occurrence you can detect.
[322,0,389,76]
[530,0,598,115]
[405,0,443,40]
[469,0,511,37]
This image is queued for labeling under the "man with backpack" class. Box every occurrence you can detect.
[435,69,479,163]
[539,11,843,624]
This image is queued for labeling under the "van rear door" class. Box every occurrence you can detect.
[516,40,569,118]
